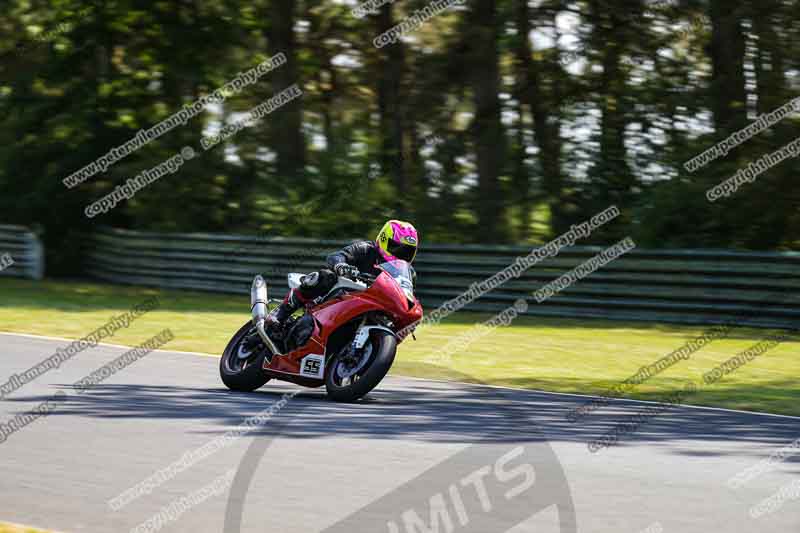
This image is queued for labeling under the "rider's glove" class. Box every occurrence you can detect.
[334,263,359,278]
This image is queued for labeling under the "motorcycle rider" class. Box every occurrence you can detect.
[265,219,419,332]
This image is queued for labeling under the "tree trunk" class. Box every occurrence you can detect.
[467,0,506,240]
[514,0,564,236]
[268,0,306,182]
[588,0,638,210]
[752,0,787,114]
[375,4,408,215]
[708,0,747,134]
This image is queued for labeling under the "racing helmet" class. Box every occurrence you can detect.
[376,220,419,263]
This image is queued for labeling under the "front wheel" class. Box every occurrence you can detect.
[325,330,397,402]
[220,321,272,392]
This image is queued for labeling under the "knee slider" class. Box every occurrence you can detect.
[300,272,320,289]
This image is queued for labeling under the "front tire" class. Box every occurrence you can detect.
[220,321,272,392]
[325,330,397,402]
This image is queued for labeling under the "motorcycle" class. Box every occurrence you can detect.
[220,260,423,401]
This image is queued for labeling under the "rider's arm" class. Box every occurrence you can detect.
[326,247,355,270]
[325,241,372,271]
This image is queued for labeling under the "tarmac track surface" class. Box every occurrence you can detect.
[0,333,797,532]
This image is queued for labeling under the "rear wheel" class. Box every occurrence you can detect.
[325,329,396,402]
[220,321,272,392]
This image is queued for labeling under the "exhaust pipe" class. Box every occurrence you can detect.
[251,275,282,356]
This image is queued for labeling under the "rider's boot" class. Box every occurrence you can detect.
[264,289,302,335]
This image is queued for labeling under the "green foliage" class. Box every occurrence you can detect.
[0,0,797,274]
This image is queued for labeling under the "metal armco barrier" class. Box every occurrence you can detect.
[0,224,45,280]
[84,227,800,329]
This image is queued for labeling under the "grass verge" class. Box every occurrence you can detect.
[1,278,798,416]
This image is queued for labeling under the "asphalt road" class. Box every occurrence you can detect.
[0,333,797,533]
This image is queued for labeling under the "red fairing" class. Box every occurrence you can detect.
[263,269,423,382]
[314,273,417,331]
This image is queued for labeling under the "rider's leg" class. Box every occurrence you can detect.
[297,269,337,300]
[265,289,305,328]
[266,269,337,328]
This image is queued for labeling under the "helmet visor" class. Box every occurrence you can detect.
[387,241,417,262]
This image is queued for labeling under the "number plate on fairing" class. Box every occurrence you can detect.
[299,354,325,379]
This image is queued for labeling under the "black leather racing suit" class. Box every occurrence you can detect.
[325,240,385,278]
[324,239,416,289]
[274,241,389,320]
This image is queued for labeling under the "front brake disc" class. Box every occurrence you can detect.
[336,343,373,379]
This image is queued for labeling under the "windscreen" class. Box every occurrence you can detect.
[378,260,415,302]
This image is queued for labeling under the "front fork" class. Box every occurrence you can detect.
[343,323,397,362]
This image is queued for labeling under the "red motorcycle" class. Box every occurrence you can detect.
[220,260,423,401]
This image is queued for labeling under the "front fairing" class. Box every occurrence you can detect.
[367,270,423,333]
[377,260,416,303]
[310,270,421,331]
[364,272,414,320]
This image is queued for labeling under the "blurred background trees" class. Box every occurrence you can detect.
[0,0,798,274]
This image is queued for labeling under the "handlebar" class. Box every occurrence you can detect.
[339,271,376,284]
[336,268,377,285]
[355,272,376,284]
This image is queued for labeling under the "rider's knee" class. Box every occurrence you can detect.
[299,269,336,298]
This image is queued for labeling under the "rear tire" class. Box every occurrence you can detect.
[220,321,272,392]
[325,330,396,402]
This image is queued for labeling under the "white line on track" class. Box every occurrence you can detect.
[2,330,799,420]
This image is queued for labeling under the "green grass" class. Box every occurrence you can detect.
[1,278,798,416]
